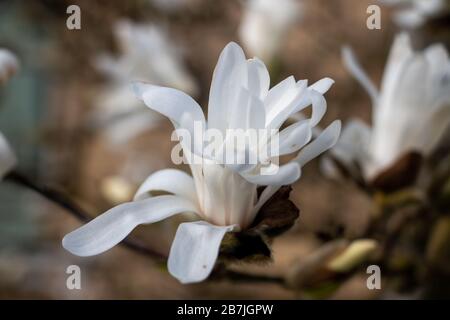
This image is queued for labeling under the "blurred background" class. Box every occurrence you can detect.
[0,0,449,299]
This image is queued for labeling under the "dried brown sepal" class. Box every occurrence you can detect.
[219,231,272,264]
[250,185,300,237]
[219,185,300,263]
[370,151,423,193]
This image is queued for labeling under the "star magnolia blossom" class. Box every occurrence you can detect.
[63,42,341,284]
[327,33,450,182]
[379,0,449,28]
[93,20,197,144]
[239,0,301,63]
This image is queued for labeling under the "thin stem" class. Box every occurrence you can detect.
[4,170,167,260]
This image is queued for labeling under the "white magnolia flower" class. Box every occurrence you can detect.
[0,49,19,85]
[379,0,449,28]
[239,0,301,63]
[63,42,340,284]
[327,33,450,183]
[93,20,197,144]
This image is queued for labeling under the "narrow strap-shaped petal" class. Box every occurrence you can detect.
[295,120,341,167]
[133,82,205,127]
[308,77,335,95]
[266,83,327,131]
[0,131,16,179]
[393,7,425,29]
[266,81,309,130]
[424,43,448,79]
[62,195,198,257]
[168,221,235,284]
[264,75,296,115]
[133,82,206,159]
[379,33,413,111]
[134,169,197,204]
[229,87,265,130]
[247,58,270,100]
[208,42,246,132]
[308,89,328,127]
[268,120,312,157]
[242,161,301,186]
[342,46,379,106]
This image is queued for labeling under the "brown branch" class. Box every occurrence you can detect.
[4,169,287,286]
[4,170,167,260]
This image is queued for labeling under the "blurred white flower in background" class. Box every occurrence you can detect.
[0,48,18,179]
[239,0,301,63]
[0,132,16,180]
[324,33,450,184]
[93,20,198,145]
[379,0,449,28]
[63,42,340,284]
[0,49,19,85]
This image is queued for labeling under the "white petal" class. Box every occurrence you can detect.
[229,87,265,130]
[392,54,429,112]
[133,82,206,158]
[62,195,198,257]
[208,42,246,132]
[247,58,270,100]
[308,89,328,127]
[266,81,309,130]
[264,75,296,115]
[243,161,301,185]
[168,221,235,284]
[419,104,450,155]
[199,162,256,227]
[272,120,312,156]
[393,8,425,28]
[424,43,448,78]
[308,77,335,95]
[379,33,414,111]
[295,120,341,167]
[0,132,16,179]
[342,46,379,106]
[134,169,197,204]
[332,119,371,166]
[133,82,205,128]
